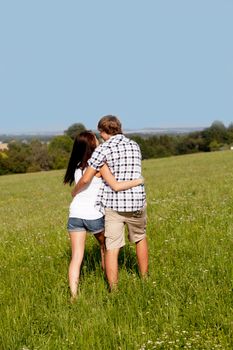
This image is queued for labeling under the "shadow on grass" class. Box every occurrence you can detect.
[77,243,139,277]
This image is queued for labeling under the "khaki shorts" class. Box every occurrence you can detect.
[104,207,147,250]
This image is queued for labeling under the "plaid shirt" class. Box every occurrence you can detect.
[88,134,146,213]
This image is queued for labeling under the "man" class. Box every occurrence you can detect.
[72,115,148,289]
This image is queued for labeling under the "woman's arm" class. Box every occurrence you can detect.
[99,164,144,191]
[71,166,97,197]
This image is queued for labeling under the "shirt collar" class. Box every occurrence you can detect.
[107,134,124,142]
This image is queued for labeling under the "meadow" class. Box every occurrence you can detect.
[0,150,232,350]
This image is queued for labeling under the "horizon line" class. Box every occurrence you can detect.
[0,126,209,136]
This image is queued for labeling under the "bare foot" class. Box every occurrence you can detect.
[70,295,78,303]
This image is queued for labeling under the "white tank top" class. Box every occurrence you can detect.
[69,168,103,219]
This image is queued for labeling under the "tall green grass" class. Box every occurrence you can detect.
[0,151,232,349]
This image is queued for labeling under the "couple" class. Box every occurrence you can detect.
[64,115,148,299]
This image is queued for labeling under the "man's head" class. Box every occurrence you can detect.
[98,115,122,140]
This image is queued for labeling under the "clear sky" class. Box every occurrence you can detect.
[0,0,233,134]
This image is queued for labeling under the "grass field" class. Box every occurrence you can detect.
[0,150,233,349]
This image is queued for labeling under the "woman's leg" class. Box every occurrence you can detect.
[68,231,86,300]
[94,231,105,270]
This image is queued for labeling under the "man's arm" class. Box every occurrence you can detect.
[71,166,97,197]
[100,164,144,191]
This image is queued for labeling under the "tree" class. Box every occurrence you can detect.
[6,142,31,173]
[227,123,233,144]
[48,135,73,169]
[201,121,227,151]
[64,123,86,140]
[228,122,233,132]
[26,139,53,172]
[0,153,10,175]
[209,140,222,151]
[209,121,227,142]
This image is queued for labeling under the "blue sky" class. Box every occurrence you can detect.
[0,0,233,134]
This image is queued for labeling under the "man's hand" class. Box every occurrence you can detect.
[139,175,144,185]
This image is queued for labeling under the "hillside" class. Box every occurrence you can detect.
[0,151,232,349]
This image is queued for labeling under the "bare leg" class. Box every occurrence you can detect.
[68,231,86,300]
[105,248,120,290]
[136,237,149,277]
[94,231,105,270]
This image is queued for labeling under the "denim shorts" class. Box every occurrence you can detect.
[67,217,104,234]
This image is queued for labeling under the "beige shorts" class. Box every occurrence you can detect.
[104,207,147,250]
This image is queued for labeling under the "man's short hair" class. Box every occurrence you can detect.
[98,115,122,135]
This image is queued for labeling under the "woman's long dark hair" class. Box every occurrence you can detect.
[64,131,97,186]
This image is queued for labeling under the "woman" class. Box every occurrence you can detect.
[64,131,143,300]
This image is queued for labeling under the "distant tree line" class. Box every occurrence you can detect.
[131,121,233,159]
[0,123,85,175]
[0,121,233,175]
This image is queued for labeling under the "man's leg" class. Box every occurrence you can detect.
[105,248,120,290]
[94,231,105,271]
[136,237,148,277]
[104,209,125,290]
[126,207,148,277]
